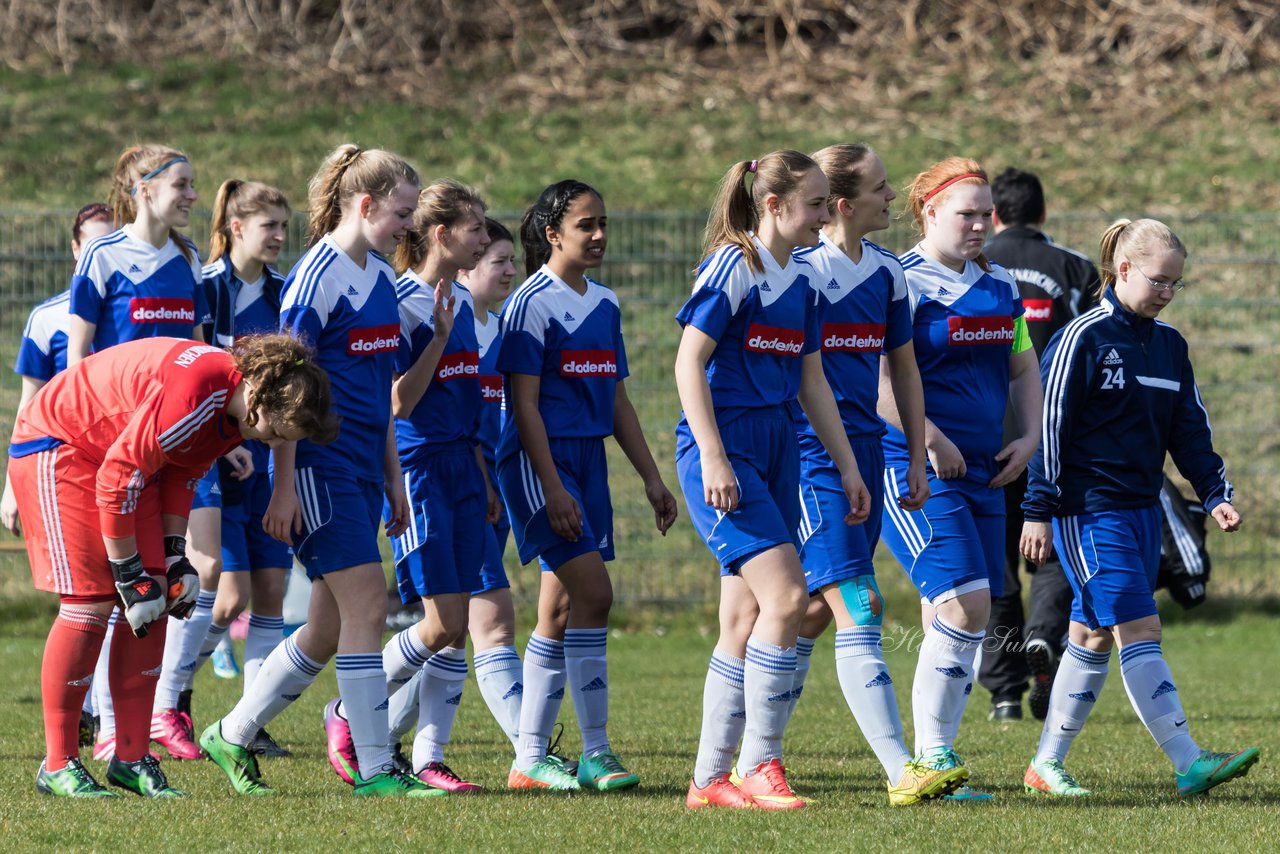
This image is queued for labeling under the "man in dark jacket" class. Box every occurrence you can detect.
[980,168,1100,721]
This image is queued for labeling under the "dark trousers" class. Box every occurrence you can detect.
[978,472,1075,704]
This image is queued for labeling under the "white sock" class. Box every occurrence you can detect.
[693,649,745,788]
[913,616,983,754]
[565,628,610,757]
[243,614,284,693]
[516,633,565,769]
[194,622,230,684]
[222,633,323,747]
[154,591,216,710]
[93,611,118,738]
[474,645,522,750]
[1119,641,1200,773]
[786,636,816,721]
[411,646,467,770]
[382,626,432,695]
[1035,642,1110,764]
[387,670,422,745]
[336,653,392,775]
[835,627,912,780]
[738,636,797,775]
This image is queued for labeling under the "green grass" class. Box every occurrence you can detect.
[0,577,1276,852]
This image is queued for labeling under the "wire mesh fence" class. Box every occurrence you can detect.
[2,209,1277,603]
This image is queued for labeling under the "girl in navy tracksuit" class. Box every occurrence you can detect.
[1020,217,1257,799]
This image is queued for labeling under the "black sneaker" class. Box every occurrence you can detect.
[251,728,293,758]
[1025,639,1057,722]
[106,754,188,798]
[390,743,412,774]
[988,700,1023,721]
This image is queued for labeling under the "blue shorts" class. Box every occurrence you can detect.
[1054,506,1162,629]
[191,464,222,511]
[496,437,613,572]
[799,437,885,595]
[880,464,1004,603]
[221,468,292,572]
[292,466,384,577]
[472,459,511,595]
[392,441,486,601]
[676,407,800,575]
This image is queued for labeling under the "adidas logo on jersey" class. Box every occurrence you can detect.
[1151,680,1177,699]
[826,278,841,291]
[1104,348,1124,365]
[129,264,142,274]
[935,665,967,679]
[936,286,950,297]
[759,281,772,292]
[598,535,609,549]
[563,311,575,322]
[502,682,523,700]
[581,676,608,692]
[446,693,463,706]
[1068,690,1097,703]
[864,670,894,688]
[347,285,360,296]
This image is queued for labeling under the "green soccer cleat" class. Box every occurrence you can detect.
[508,757,582,791]
[1176,748,1260,797]
[577,749,640,791]
[200,721,274,796]
[1024,758,1091,797]
[106,754,188,798]
[888,759,969,805]
[353,767,448,798]
[35,758,121,798]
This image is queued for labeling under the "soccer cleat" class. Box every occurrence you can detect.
[919,747,994,802]
[323,698,359,785]
[737,758,805,810]
[686,773,756,809]
[250,728,292,758]
[151,708,205,760]
[354,767,447,798]
[546,722,579,776]
[390,744,413,774]
[35,758,121,798]
[200,721,274,796]
[78,711,97,748]
[943,785,995,802]
[106,754,188,798]
[92,732,159,763]
[417,761,483,793]
[577,749,640,791]
[887,760,970,805]
[988,700,1023,721]
[211,639,241,680]
[1025,638,1057,722]
[1175,748,1260,797]
[1024,757,1091,796]
[508,757,582,791]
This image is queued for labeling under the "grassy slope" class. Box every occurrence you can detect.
[0,578,1276,852]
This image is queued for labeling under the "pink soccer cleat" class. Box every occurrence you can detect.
[150,708,205,760]
[416,761,483,794]
[323,698,359,785]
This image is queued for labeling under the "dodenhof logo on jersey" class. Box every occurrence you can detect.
[822,323,886,352]
[947,315,1014,346]
[560,350,617,378]
[347,324,400,355]
[130,298,195,324]
[435,351,479,382]
[1023,299,1053,323]
[745,323,804,357]
[480,375,503,403]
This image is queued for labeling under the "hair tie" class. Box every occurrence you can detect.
[129,157,189,196]
[922,172,986,204]
[295,357,305,366]
[748,160,758,174]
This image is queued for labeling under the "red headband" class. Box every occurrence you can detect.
[922,172,987,204]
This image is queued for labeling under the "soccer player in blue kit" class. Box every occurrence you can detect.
[785,144,967,804]
[878,157,1043,801]
[677,150,871,810]
[1020,218,1259,798]
[202,144,441,798]
[498,180,677,792]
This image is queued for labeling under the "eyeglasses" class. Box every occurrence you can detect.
[1135,267,1185,293]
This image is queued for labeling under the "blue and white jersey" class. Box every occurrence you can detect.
[201,255,284,346]
[15,291,72,381]
[496,265,628,460]
[70,225,206,350]
[674,237,820,414]
[887,244,1024,480]
[280,234,401,481]
[1024,289,1232,520]
[393,275,482,461]
[793,233,912,442]
[474,309,504,468]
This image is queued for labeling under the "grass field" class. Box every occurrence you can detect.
[0,572,1275,852]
